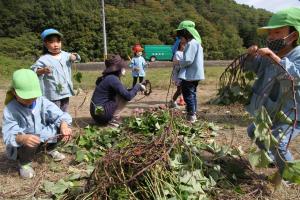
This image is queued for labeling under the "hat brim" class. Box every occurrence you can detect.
[43,32,63,40]
[103,60,128,74]
[15,88,42,100]
[257,24,289,35]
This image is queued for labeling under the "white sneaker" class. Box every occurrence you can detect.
[108,118,121,128]
[48,150,66,161]
[19,163,35,179]
[169,100,179,109]
[187,114,197,123]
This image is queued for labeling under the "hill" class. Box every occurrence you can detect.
[0,0,271,62]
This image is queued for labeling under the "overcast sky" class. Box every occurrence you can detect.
[234,0,300,12]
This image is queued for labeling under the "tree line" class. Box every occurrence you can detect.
[0,0,271,62]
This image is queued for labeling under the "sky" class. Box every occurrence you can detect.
[234,0,300,12]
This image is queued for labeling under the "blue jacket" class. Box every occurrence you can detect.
[31,51,81,101]
[129,56,147,77]
[178,39,205,81]
[244,45,300,121]
[2,96,72,160]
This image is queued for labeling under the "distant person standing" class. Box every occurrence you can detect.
[173,20,204,123]
[170,38,186,108]
[31,28,81,112]
[130,44,148,88]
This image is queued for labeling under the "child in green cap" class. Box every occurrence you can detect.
[31,28,81,112]
[244,7,300,174]
[173,20,205,123]
[2,69,73,179]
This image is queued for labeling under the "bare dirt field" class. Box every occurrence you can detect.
[0,83,300,199]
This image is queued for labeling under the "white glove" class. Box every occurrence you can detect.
[140,84,146,91]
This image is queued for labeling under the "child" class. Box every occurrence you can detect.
[31,28,81,112]
[90,55,146,127]
[2,69,73,179]
[170,38,186,108]
[244,8,300,174]
[173,20,204,123]
[130,44,148,88]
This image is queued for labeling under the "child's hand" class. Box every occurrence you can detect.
[69,53,78,62]
[173,60,180,65]
[257,48,281,63]
[36,66,51,75]
[60,122,72,142]
[16,134,40,147]
[43,66,52,74]
[247,45,258,56]
[134,67,140,72]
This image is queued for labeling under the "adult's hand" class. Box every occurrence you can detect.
[139,83,146,91]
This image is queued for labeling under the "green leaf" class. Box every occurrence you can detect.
[76,150,88,162]
[43,179,70,195]
[208,122,219,131]
[68,173,81,181]
[73,71,83,83]
[282,160,300,184]
[55,83,63,93]
[248,150,272,168]
[95,106,104,116]
[274,111,293,125]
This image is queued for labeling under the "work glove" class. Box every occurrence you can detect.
[139,83,146,91]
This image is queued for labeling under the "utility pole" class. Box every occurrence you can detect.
[101,0,107,60]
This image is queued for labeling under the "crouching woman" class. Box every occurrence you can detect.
[2,69,73,179]
[90,55,145,126]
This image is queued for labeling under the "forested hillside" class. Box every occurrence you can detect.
[0,0,271,62]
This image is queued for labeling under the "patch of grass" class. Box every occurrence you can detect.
[75,66,225,90]
[0,54,225,91]
[0,54,33,89]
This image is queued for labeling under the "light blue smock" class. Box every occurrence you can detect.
[1,96,72,160]
[129,56,147,77]
[178,39,205,81]
[31,51,81,101]
[244,45,300,121]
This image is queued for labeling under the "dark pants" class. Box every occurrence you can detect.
[132,77,144,88]
[52,97,69,112]
[181,80,199,115]
[17,143,57,165]
[172,86,182,101]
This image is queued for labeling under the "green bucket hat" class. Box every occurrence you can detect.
[12,69,42,99]
[176,20,202,44]
[257,7,300,43]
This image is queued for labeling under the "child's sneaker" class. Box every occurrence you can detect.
[187,114,197,123]
[169,100,179,109]
[48,150,66,161]
[19,163,35,179]
[108,118,121,128]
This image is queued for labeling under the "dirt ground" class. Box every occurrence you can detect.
[0,84,300,199]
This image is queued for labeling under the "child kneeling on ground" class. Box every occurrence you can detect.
[2,69,72,179]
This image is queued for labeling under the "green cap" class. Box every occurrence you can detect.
[257,7,300,43]
[176,20,202,44]
[12,69,42,99]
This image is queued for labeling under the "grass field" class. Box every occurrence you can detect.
[0,54,225,91]
[74,66,224,90]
